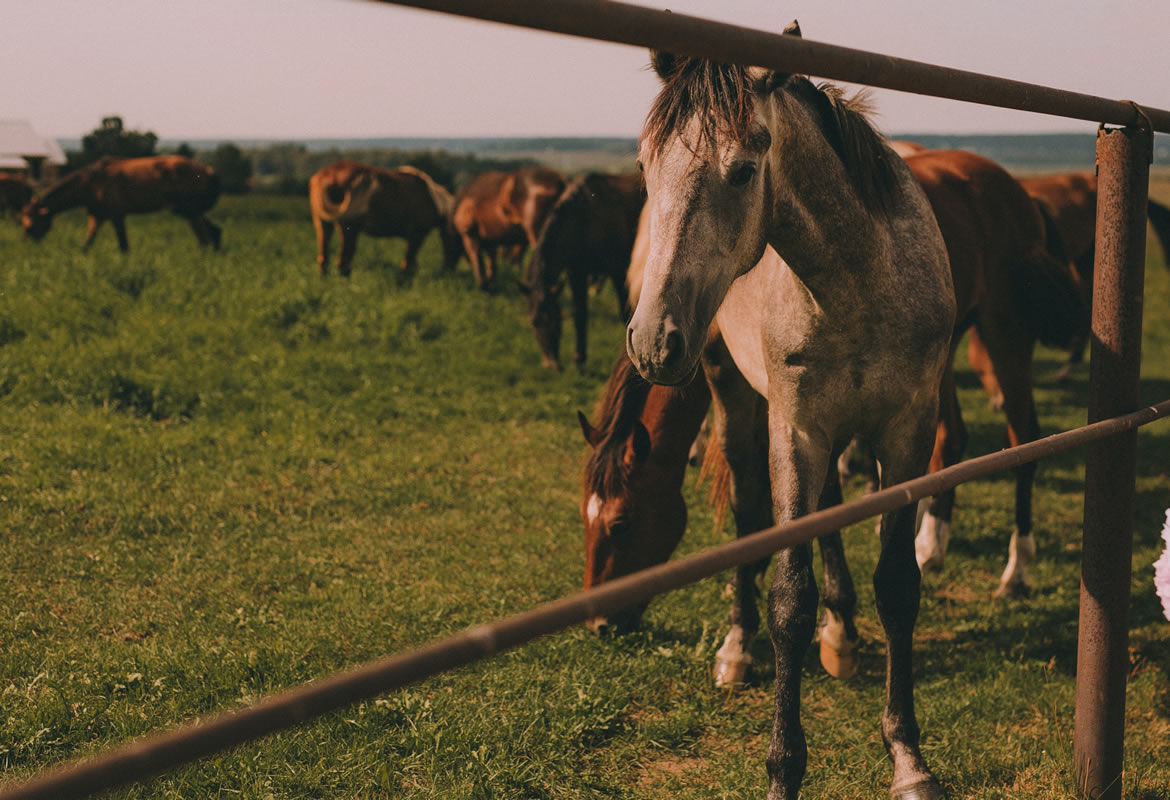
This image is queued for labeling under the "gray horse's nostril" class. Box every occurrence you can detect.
[661,328,685,371]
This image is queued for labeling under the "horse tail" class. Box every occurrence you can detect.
[1022,204,1089,350]
[311,166,376,224]
[698,430,732,535]
[399,165,455,224]
[1146,197,1170,269]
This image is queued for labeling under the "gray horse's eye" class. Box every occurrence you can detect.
[728,162,757,187]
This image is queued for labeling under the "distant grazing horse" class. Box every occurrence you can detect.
[0,173,32,218]
[21,156,221,251]
[521,172,644,369]
[308,160,461,280]
[1019,171,1170,378]
[451,167,565,290]
[626,23,955,799]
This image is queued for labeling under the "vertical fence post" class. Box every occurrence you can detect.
[1074,120,1152,800]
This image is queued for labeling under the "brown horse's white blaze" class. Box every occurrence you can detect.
[632,22,955,800]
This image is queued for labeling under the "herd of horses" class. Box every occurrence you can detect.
[6,33,1170,796]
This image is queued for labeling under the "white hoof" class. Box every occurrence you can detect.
[818,609,859,679]
[915,513,950,574]
[994,529,1036,598]
[713,625,752,687]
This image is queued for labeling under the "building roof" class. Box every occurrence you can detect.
[0,120,67,165]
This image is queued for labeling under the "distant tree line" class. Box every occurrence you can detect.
[62,117,540,196]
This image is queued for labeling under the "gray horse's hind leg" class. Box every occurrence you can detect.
[816,463,859,680]
[702,335,772,687]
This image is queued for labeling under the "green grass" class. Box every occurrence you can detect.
[1,191,1168,799]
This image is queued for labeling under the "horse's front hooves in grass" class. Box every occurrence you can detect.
[713,655,751,688]
[992,580,1031,600]
[819,636,859,679]
[890,778,942,800]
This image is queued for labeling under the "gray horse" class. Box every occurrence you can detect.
[626,22,955,800]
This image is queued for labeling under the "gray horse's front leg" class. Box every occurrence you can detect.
[874,415,942,800]
[763,421,830,800]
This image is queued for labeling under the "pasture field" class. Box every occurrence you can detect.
[1,187,1169,800]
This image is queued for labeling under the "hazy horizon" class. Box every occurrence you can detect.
[5,0,1168,142]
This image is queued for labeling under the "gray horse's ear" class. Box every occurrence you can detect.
[757,19,802,93]
[650,49,677,80]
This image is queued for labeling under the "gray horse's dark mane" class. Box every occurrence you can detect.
[643,57,901,218]
[584,351,652,498]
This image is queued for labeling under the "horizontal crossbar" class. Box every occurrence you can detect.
[374,0,1170,134]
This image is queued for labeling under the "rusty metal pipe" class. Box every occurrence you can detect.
[1073,123,1152,800]
[2,398,1169,800]
[371,0,1170,133]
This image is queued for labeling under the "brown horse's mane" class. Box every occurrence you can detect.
[584,350,653,498]
[643,57,901,218]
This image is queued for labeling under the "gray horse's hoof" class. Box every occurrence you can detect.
[891,779,942,800]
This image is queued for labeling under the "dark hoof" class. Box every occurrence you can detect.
[992,580,1031,600]
[891,779,942,799]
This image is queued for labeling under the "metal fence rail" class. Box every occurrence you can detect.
[378,0,1170,134]
[3,3,1168,799]
[2,399,1168,800]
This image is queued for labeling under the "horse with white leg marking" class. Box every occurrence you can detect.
[627,22,955,800]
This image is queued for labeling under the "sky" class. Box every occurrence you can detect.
[3,0,1168,142]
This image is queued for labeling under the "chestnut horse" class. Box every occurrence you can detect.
[0,173,32,218]
[521,172,644,369]
[451,167,565,290]
[21,156,221,252]
[1020,171,1170,377]
[308,160,462,280]
[627,24,955,797]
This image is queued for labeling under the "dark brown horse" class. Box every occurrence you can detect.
[451,166,565,290]
[0,173,32,218]
[308,160,462,280]
[21,156,221,251]
[521,172,644,369]
[1019,171,1170,377]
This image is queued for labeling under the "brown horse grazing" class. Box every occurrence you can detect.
[1019,171,1170,378]
[579,340,863,683]
[0,173,33,218]
[904,150,1086,598]
[21,156,221,252]
[521,172,644,369]
[308,160,461,280]
[451,166,565,290]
